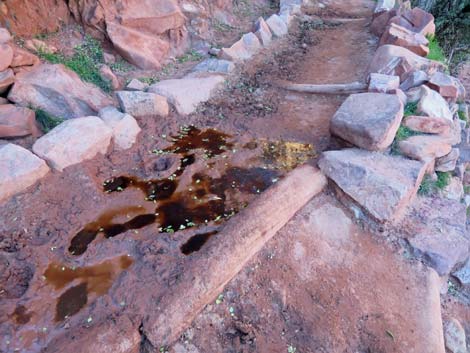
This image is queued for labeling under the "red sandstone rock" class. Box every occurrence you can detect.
[398,135,452,162]
[403,115,452,134]
[371,10,396,37]
[427,72,459,100]
[0,104,40,138]
[380,23,429,57]
[403,7,436,37]
[0,68,14,95]
[10,46,40,68]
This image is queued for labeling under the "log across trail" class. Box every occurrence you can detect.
[280,81,368,94]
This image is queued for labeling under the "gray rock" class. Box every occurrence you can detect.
[266,14,288,37]
[192,58,235,75]
[8,64,114,119]
[444,318,467,353]
[148,75,225,115]
[98,106,141,150]
[375,0,396,13]
[32,116,113,171]
[125,78,149,92]
[398,135,452,162]
[407,197,468,276]
[368,73,400,93]
[400,70,429,91]
[330,92,404,151]
[116,91,169,117]
[220,32,261,62]
[0,143,49,202]
[436,148,459,172]
[0,28,12,44]
[417,85,453,121]
[319,148,426,222]
[453,258,470,285]
[440,177,464,201]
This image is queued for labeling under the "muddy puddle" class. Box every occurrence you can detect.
[5,127,316,353]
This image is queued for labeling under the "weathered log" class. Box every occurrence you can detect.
[281,81,368,94]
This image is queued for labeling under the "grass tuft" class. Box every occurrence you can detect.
[404,102,419,117]
[37,36,111,92]
[426,35,447,63]
[35,109,64,133]
[418,171,451,196]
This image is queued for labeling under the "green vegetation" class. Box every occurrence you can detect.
[35,109,64,133]
[395,125,417,141]
[458,110,467,121]
[138,76,159,85]
[418,171,451,195]
[38,36,111,92]
[404,102,419,117]
[426,35,447,63]
[177,49,204,64]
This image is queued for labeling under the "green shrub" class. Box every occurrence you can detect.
[38,36,111,92]
[426,35,447,63]
[35,109,64,133]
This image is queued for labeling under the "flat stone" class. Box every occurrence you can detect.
[10,46,40,68]
[400,70,429,91]
[0,28,12,44]
[417,85,453,121]
[403,115,452,134]
[368,73,400,93]
[32,116,113,171]
[125,79,149,92]
[116,91,169,117]
[380,23,429,57]
[0,43,13,71]
[330,92,404,151]
[318,148,426,222]
[220,32,261,62]
[399,135,452,162]
[0,104,40,138]
[427,72,460,100]
[8,64,114,119]
[435,148,459,172]
[266,14,288,38]
[192,58,235,75]
[254,17,273,46]
[0,143,49,202]
[444,319,467,353]
[98,106,141,150]
[148,75,225,115]
[369,45,445,80]
[0,68,14,95]
[374,0,396,14]
[406,85,425,103]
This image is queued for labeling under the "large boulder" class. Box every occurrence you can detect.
[0,143,49,202]
[330,92,404,151]
[106,22,170,70]
[402,7,436,37]
[0,104,40,138]
[116,91,169,117]
[417,85,453,121]
[148,75,225,115]
[99,106,141,150]
[266,14,288,37]
[10,46,40,68]
[8,64,114,119]
[32,116,113,171]
[368,45,445,79]
[319,148,426,223]
[254,17,273,46]
[427,72,460,100]
[380,23,429,57]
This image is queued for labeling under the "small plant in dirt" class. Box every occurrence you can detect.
[426,35,447,63]
[177,49,204,64]
[38,35,111,92]
[395,125,417,141]
[287,345,297,353]
[138,76,159,85]
[404,102,419,117]
[418,171,451,196]
[34,108,64,133]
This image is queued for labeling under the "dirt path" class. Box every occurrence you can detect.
[1,0,450,352]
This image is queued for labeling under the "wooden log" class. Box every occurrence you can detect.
[281,81,368,94]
